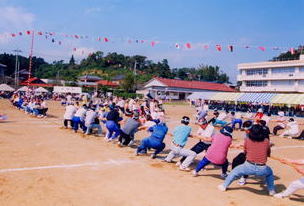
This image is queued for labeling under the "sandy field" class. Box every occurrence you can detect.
[0,99,303,206]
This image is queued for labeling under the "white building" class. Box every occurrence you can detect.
[138,77,234,100]
[238,54,304,93]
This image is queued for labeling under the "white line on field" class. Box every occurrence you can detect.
[0,159,136,174]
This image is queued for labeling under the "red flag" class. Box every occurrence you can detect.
[151,41,156,47]
[185,42,191,49]
[38,32,43,35]
[175,43,180,49]
[11,33,16,37]
[74,35,79,39]
[228,45,233,52]
[26,31,31,35]
[258,46,266,51]
[216,45,222,51]
[290,48,295,55]
[19,32,23,36]
[104,37,109,42]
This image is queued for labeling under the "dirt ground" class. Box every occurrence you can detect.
[0,99,303,206]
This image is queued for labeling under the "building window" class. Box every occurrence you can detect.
[299,67,304,72]
[272,67,295,74]
[271,80,295,86]
[299,80,304,85]
[245,81,267,87]
[245,68,268,76]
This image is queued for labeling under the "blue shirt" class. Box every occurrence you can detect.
[150,123,168,142]
[173,125,192,147]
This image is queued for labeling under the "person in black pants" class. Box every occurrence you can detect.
[177,120,214,166]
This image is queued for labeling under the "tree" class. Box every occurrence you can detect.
[272,45,304,61]
[121,73,136,92]
[69,55,75,65]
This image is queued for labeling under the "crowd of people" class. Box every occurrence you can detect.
[10,92,49,118]
[6,91,304,199]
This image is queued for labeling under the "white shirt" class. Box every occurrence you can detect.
[63,105,77,120]
[84,110,97,127]
[197,124,215,145]
[75,107,87,121]
[287,121,299,134]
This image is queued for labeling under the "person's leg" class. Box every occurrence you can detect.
[195,156,211,173]
[111,123,121,139]
[137,138,149,154]
[73,117,79,131]
[64,119,68,128]
[222,162,251,189]
[164,145,180,162]
[96,125,102,136]
[180,148,197,169]
[273,125,283,135]
[257,166,275,193]
[221,160,229,175]
[237,119,243,129]
[85,125,93,135]
[275,178,304,197]
[180,142,209,163]
[153,142,166,155]
[123,134,132,145]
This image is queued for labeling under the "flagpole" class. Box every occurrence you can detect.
[28,30,35,86]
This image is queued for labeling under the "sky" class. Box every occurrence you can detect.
[0,0,304,83]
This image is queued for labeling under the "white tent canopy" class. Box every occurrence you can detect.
[17,86,30,92]
[0,84,15,92]
[35,87,48,93]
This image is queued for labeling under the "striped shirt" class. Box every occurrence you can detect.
[244,138,270,164]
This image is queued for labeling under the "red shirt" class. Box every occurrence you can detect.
[244,138,270,164]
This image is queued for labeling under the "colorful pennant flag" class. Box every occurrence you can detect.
[258,46,266,51]
[216,45,222,51]
[185,42,191,49]
[228,45,233,52]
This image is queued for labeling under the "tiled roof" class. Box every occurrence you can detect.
[154,77,235,92]
[97,80,119,87]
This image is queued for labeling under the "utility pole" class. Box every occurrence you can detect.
[13,49,22,87]
[133,61,137,91]
[28,30,35,84]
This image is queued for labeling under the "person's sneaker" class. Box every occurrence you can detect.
[150,154,156,159]
[128,140,134,147]
[274,192,287,198]
[217,184,226,192]
[192,170,199,177]
[175,161,181,167]
[221,173,228,179]
[179,166,191,171]
[268,190,276,196]
[162,159,172,163]
[238,177,246,185]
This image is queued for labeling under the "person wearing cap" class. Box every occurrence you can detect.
[192,126,233,178]
[164,116,197,171]
[273,111,287,135]
[136,116,168,158]
[72,105,87,133]
[231,111,243,130]
[118,111,142,146]
[254,108,264,122]
[177,120,214,166]
[218,124,276,196]
[279,118,299,138]
[63,102,77,129]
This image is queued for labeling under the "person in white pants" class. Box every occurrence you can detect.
[274,158,304,198]
[280,118,299,138]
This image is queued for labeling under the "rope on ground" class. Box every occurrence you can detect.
[269,156,304,175]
